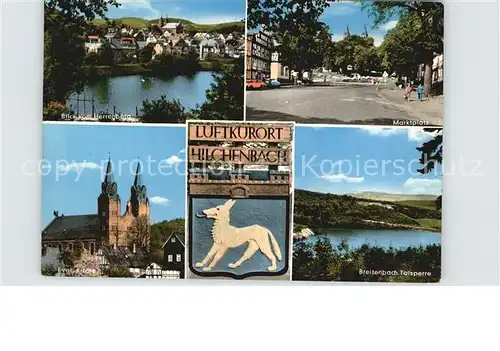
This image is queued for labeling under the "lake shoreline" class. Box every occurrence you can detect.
[297,228,441,251]
[83,60,235,78]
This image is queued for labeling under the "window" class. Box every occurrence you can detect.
[90,242,95,255]
[58,243,63,252]
[102,212,106,217]
[171,237,176,243]
[168,255,173,262]
[68,243,73,251]
[176,254,181,262]
[112,225,117,231]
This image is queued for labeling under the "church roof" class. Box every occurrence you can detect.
[100,246,151,269]
[161,232,185,248]
[42,214,101,241]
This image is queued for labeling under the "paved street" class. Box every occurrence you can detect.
[246,85,443,125]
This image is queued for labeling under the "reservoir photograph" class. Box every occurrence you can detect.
[43,0,246,123]
[292,126,443,283]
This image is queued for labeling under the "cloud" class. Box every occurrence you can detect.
[408,128,440,142]
[116,0,159,19]
[380,20,398,31]
[179,149,186,154]
[150,196,170,206]
[360,127,404,137]
[57,162,102,173]
[319,173,365,183]
[185,15,243,24]
[165,155,184,166]
[372,35,384,47]
[360,127,439,142]
[331,34,344,42]
[324,2,361,16]
[403,178,442,195]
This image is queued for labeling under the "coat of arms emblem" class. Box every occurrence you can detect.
[186,121,294,279]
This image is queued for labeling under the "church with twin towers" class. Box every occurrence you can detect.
[41,157,151,254]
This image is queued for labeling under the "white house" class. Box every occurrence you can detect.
[199,39,218,60]
[144,262,180,279]
[194,32,210,40]
[146,33,158,45]
[85,35,104,53]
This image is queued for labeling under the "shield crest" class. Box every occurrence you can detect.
[186,121,294,280]
[189,196,290,278]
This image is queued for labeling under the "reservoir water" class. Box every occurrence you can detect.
[304,229,440,249]
[66,72,213,116]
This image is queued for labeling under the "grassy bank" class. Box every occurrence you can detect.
[83,60,237,78]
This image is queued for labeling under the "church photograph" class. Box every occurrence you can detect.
[41,124,187,279]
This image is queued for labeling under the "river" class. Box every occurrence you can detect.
[66,72,213,116]
[304,229,440,249]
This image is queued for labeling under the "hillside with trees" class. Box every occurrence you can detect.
[294,189,441,232]
[91,17,245,34]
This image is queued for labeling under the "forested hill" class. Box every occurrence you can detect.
[91,17,245,34]
[294,189,441,232]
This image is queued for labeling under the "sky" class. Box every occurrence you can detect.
[294,126,442,196]
[42,124,186,227]
[321,1,399,46]
[106,0,246,24]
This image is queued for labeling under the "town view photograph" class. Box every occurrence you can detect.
[246,1,444,125]
[292,126,443,282]
[41,124,187,278]
[43,0,246,123]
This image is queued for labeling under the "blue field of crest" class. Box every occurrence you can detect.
[191,198,287,276]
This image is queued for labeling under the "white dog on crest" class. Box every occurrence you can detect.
[194,199,282,272]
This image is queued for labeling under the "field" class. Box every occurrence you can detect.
[91,17,245,34]
[394,200,438,210]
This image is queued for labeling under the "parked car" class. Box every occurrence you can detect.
[246,80,266,90]
[267,79,281,88]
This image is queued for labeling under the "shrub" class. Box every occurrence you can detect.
[139,95,188,123]
[41,264,58,276]
[43,101,69,120]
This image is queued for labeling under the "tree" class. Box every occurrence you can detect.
[99,42,115,66]
[44,0,120,103]
[248,0,330,32]
[58,245,84,268]
[361,1,444,95]
[71,250,102,277]
[150,218,185,253]
[330,35,381,74]
[278,24,332,77]
[416,128,443,210]
[138,44,154,63]
[248,0,332,77]
[126,215,151,248]
[195,59,244,120]
[140,95,189,123]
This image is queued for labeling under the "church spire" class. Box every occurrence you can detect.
[133,160,143,187]
[344,25,350,39]
[130,159,148,217]
[100,156,118,200]
[104,156,114,184]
